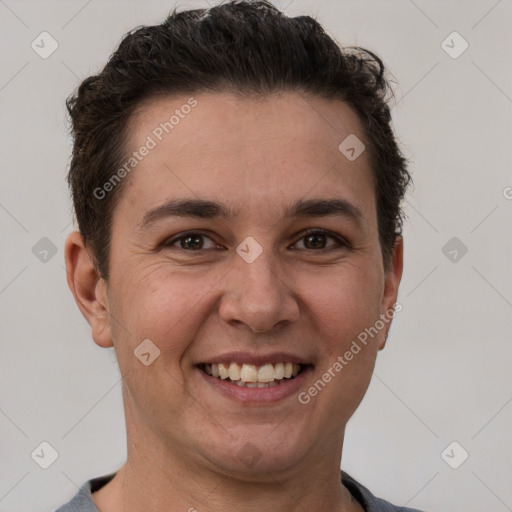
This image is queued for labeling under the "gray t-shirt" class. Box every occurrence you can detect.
[55,470,425,512]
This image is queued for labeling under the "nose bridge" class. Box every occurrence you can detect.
[239,243,279,296]
[219,238,299,332]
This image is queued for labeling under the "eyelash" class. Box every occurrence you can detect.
[162,229,350,252]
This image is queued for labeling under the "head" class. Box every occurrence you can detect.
[65,0,411,478]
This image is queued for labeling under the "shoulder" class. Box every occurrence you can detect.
[341,471,427,512]
[54,473,116,512]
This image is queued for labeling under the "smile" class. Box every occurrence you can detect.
[199,362,304,388]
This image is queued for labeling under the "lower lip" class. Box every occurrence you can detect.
[197,366,313,404]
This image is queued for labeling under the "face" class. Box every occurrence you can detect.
[69,91,402,477]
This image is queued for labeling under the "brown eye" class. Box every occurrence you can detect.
[304,233,327,249]
[293,229,348,251]
[164,232,219,251]
[180,234,204,250]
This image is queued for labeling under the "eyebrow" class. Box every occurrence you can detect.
[139,197,364,230]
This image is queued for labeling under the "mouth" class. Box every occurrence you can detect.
[198,361,309,388]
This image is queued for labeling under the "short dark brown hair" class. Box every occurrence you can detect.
[66,0,411,280]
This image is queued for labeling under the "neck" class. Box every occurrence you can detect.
[93,429,362,512]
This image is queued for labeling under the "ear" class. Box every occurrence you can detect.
[378,236,404,351]
[64,231,113,348]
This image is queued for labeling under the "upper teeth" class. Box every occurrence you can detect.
[204,362,301,383]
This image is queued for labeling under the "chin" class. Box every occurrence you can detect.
[203,429,306,476]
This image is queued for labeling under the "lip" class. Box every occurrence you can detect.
[196,364,313,404]
[198,351,311,367]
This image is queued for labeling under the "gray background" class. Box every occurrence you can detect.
[1,1,511,511]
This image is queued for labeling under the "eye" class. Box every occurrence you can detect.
[292,229,349,251]
[162,229,349,252]
[163,232,221,251]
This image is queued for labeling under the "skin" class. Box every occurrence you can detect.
[65,91,403,512]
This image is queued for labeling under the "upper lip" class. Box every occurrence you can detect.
[198,351,312,367]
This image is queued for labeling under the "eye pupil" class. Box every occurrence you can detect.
[182,235,203,250]
[305,233,326,249]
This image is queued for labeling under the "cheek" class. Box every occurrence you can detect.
[301,265,383,416]
[304,263,383,344]
[109,265,221,361]
[107,268,220,421]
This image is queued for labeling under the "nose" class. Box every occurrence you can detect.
[218,247,300,334]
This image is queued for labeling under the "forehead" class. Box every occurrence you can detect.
[117,91,375,227]
[131,90,367,157]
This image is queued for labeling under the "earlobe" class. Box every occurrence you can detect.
[378,236,404,351]
[64,231,113,348]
